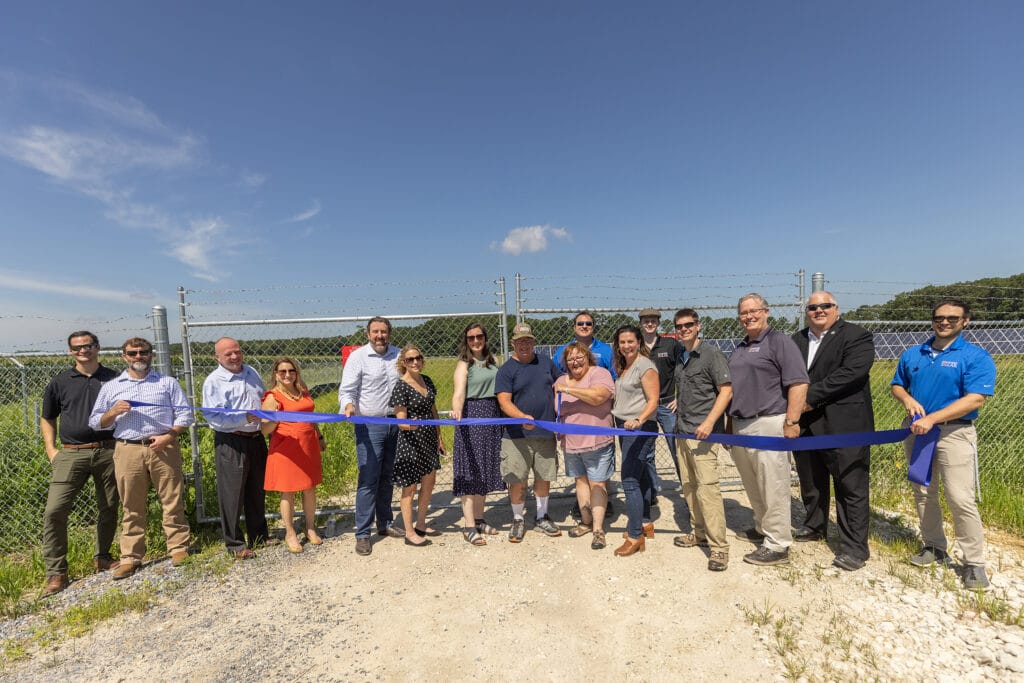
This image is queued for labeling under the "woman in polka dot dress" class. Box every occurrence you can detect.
[389,343,444,546]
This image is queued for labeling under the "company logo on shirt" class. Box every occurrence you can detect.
[748,347,761,353]
[941,361,958,368]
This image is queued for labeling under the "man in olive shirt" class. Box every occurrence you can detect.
[40,331,121,596]
[672,309,732,571]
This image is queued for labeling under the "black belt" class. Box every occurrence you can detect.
[64,439,115,450]
[732,412,783,420]
[117,438,153,446]
[230,430,263,438]
[940,419,973,426]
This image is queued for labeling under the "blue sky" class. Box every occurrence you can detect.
[1,2,1022,351]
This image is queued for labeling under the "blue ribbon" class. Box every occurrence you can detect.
[131,400,917,459]
[906,417,941,487]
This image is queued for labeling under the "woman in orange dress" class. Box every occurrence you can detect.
[260,357,324,553]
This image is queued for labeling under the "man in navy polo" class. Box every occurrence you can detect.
[891,299,996,591]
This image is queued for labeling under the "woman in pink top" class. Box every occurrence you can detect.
[554,342,616,550]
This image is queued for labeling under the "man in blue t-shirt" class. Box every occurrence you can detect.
[891,299,996,591]
[553,310,616,378]
[496,322,562,543]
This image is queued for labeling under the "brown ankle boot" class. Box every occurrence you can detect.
[614,536,645,556]
[641,522,655,538]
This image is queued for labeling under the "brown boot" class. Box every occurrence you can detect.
[95,556,120,572]
[614,536,645,556]
[641,522,655,539]
[43,573,69,597]
[112,563,138,580]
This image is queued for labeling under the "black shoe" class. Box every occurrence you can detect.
[743,546,790,566]
[355,538,372,556]
[832,554,866,571]
[793,527,825,543]
[737,527,765,542]
[404,536,432,547]
[534,514,562,537]
[378,525,404,539]
[508,518,526,543]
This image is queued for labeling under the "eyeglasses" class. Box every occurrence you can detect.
[70,343,97,352]
[466,334,485,341]
[566,356,587,365]
[674,322,697,330]
[932,316,963,325]
[575,321,594,327]
[276,369,297,375]
[806,303,837,312]
[739,308,767,318]
[124,349,152,358]
[640,318,660,325]
[404,355,424,363]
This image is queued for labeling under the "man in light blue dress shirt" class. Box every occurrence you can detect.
[338,316,402,556]
[89,337,194,580]
[202,337,271,559]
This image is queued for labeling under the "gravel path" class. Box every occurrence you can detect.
[3,479,1023,681]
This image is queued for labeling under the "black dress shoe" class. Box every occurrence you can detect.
[833,553,866,571]
[793,527,825,542]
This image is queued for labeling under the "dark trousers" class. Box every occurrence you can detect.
[42,447,119,576]
[617,419,656,539]
[214,432,270,551]
[795,446,871,561]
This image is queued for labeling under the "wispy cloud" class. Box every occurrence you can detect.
[0,270,156,303]
[238,170,268,190]
[492,225,572,255]
[286,199,321,223]
[0,70,234,281]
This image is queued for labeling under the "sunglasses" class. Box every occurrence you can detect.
[70,343,98,352]
[674,322,697,330]
[806,303,837,312]
[124,349,152,358]
[466,333,485,341]
[404,355,424,363]
[276,369,297,375]
[575,321,594,327]
[932,316,963,324]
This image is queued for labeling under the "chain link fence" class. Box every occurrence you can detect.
[3,274,1023,556]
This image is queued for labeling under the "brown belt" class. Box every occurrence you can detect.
[230,430,263,438]
[63,440,115,450]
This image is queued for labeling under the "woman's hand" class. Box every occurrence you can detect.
[624,418,640,431]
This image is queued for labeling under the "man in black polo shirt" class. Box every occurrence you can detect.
[639,307,683,496]
[40,331,121,596]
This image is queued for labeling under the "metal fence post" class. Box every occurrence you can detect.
[497,276,509,360]
[515,272,523,323]
[151,305,172,376]
[177,286,206,521]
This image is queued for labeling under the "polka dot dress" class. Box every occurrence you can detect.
[389,375,441,487]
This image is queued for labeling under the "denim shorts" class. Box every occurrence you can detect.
[564,442,616,482]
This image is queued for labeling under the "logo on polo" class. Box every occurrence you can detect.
[748,347,761,353]
[941,361,958,368]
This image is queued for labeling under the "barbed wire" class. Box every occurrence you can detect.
[187,278,502,295]
[521,272,798,281]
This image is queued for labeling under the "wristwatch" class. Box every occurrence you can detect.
[785,419,800,426]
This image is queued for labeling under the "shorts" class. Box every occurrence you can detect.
[564,442,616,482]
[500,437,558,484]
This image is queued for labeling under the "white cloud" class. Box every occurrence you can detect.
[492,225,572,255]
[0,270,156,303]
[285,199,321,223]
[170,218,230,281]
[238,170,268,189]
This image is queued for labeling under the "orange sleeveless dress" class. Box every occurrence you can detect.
[263,389,323,493]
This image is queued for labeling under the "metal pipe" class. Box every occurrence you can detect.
[150,305,172,376]
[178,287,206,521]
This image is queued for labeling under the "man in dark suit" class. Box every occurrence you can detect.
[792,292,875,571]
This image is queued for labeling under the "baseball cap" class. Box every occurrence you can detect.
[511,323,535,341]
[638,308,661,319]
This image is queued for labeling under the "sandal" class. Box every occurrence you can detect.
[591,530,606,550]
[708,550,728,572]
[475,519,500,536]
[568,523,593,538]
[462,528,487,546]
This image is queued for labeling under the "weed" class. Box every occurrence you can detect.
[741,598,775,626]
[957,589,1024,626]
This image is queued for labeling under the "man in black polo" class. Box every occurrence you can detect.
[639,307,683,497]
[40,331,121,596]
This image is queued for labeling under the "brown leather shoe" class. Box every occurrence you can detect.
[171,551,190,566]
[112,563,138,580]
[232,548,256,560]
[641,522,655,539]
[43,573,69,596]
[355,537,372,556]
[614,536,645,556]
[94,556,120,572]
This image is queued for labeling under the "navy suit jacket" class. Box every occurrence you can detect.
[792,319,875,436]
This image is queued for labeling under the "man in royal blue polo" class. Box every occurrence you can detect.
[891,299,996,591]
[553,311,616,378]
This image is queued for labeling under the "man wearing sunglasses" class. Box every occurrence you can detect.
[202,337,271,559]
[89,337,194,580]
[791,292,875,572]
[891,299,996,591]
[39,331,121,596]
[553,311,616,379]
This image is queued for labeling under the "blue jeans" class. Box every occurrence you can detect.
[617,418,656,539]
[354,423,398,539]
[655,404,682,487]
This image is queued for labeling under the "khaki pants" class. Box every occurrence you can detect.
[905,423,985,566]
[113,441,191,563]
[679,439,729,552]
[731,414,793,552]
